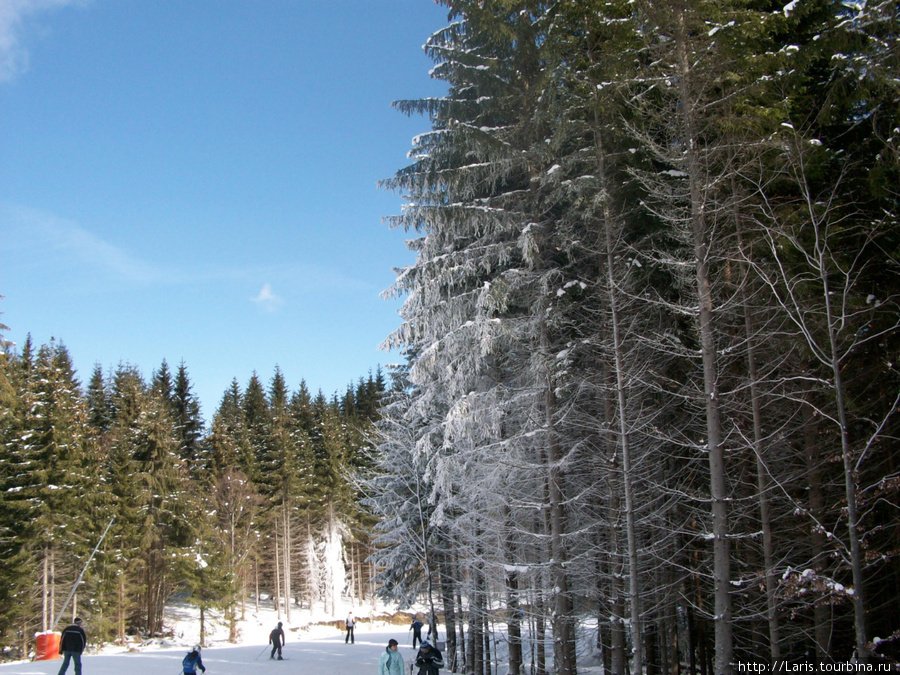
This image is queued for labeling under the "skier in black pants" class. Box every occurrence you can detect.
[410,616,423,648]
[57,617,87,675]
[345,612,356,644]
[270,621,285,660]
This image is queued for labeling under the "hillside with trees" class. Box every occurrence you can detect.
[0,330,386,656]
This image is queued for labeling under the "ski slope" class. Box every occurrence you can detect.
[1,626,415,675]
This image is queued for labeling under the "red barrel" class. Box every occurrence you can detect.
[35,632,61,660]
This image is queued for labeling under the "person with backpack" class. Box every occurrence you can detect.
[269,621,285,660]
[414,641,444,675]
[409,616,423,648]
[57,617,87,675]
[345,611,356,644]
[379,638,405,675]
[182,645,206,674]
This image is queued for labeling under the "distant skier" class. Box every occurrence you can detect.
[269,621,285,660]
[345,611,356,644]
[57,617,87,675]
[415,641,444,675]
[182,645,206,674]
[409,616,423,648]
[379,638,405,675]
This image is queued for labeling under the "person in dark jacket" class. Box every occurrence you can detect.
[409,616,423,648]
[415,641,444,675]
[57,617,87,675]
[269,621,285,660]
[182,645,206,674]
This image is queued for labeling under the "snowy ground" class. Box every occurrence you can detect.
[1,622,417,675]
[2,601,423,675]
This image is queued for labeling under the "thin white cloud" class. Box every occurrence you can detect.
[2,202,166,283]
[251,283,283,312]
[0,0,88,83]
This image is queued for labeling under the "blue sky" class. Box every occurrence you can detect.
[1,1,447,419]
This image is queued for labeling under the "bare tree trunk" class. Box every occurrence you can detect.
[598,135,644,673]
[602,362,627,675]
[51,549,56,630]
[535,588,547,675]
[803,400,831,661]
[118,575,126,645]
[440,552,459,673]
[457,568,467,674]
[274,528,281,618]
[674,14,732,672]
[735,215,781,660]
[471,586,483,675]
[825,295,869,658]
[282,506,291,623]
[484,612,492,675]
[502,505,523,675]
[542,318,577,675]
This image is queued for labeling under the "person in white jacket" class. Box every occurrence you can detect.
[379,639,405,675]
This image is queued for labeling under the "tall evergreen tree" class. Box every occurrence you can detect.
[173,361,204,473]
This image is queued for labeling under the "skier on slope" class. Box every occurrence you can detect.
[269,621,285,660]
[56,617,87,675]
[182,645,206,674]
[409,616,423,648]
[379,638,405,675]
[345,611,356,644]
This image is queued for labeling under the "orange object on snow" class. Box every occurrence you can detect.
[35,632,61,660]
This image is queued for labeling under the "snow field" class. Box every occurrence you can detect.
[1,624,414,675]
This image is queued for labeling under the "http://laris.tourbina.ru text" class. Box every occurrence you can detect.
[736,662,896,673]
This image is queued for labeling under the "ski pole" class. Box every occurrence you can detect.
[254,643,269,661]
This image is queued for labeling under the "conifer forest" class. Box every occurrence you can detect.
[2,0,899,674]
[0,338,387,653]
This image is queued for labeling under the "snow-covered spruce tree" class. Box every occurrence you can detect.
[243,372,269,485]
[336,374,386,608]
[287,381,319,610]
[257,367,300,622]
[181,498,233,647]
[86,364,114,434]
[209,468,262,640]
[364,376,443,617]
[529,1,671,671]
[1,341,104,637]
[173,361,204,475]
[362,361,464,669]
[207,379,249,474]
[101,366,148,643]
[0,320,30,646]
[130,384,194,636]
[381,2,591,673]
